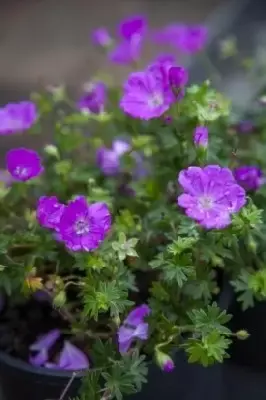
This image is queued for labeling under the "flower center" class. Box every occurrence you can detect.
[15,166,29,177]
[75,218,90,235]
[199,195,213,210]
[148,93,163,108]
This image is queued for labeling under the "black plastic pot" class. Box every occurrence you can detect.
[0,348,226,400]
[228,296,266,370]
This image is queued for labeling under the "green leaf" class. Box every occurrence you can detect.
[79,370,101,400]
[185,331,231,366]
[188,303,232,335]
[102,351,148,400]
[231,270,255,310]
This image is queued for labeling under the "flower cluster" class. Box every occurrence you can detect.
[0,13,265,400]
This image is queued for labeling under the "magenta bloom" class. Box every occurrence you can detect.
[37,196,65,231]
[77,82,106,114]
[29,329,60,367]
[45,341,89,371]
[234,166,264,191]
[120,68,175,120]
[118,304,150,353]
[236,120,254,134]
[91,28,112,47]
[193,126,208,148]
[177,165,246,229]
[97,139,131,176]
[108,35,142,65]
[0,101,37,135]
[118,15,147,40]
[153,24,208,53]
[108,15,147,65]
[6,148,44,181]
[58,196,111,252]
[176,25,208,53]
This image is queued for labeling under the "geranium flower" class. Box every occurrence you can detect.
[234,166,264,191]
[193,126,208,148]
[177,165,246,229]
[45,341,89,370]
[58,196,111,252]
[120,68,175,119]
[77,82,106,114]
[152,24,208,53]
[97,139,131,176]
[108,15,147,65]
[175,25,208,53]
[147,61,188,101]
[37,196,65,231]
[0,101,38,135]
[118,304,150,353]
[6,148,44,181]
[29,329,60,366]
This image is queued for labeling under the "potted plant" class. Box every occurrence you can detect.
[0,14,265,400]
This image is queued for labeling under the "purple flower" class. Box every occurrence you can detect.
[45,341,89,370]
[176,25,208,53]
[97,139,131,176]
[147,61,188,101]
[168,66,189,88]
[118,304,150,353]
[177,165,246,229]
[193,126,208,148]
[91,28,112,48]
[29,329,60,366]
[236,120,254,134]
[6,148,44,181]
[153,24,208,53]
[108,15,147,65]
[0,101,38,135]
[77,82,106,114]
[118,15,147,40]
[120,68,175,120]
[108,33,142,65]
[37,196,65,231]
[234,166,264,191]
[58,196,111,252]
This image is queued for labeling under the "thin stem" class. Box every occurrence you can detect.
[58,372,77,400]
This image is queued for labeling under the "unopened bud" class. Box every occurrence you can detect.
[44,144,60,159]
[155,349,175,372]
[236,330,249,340]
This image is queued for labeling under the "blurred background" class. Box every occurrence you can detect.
[0,0,221,96]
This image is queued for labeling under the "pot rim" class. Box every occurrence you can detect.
[0,350,85,378]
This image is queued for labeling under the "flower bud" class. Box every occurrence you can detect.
[155,349,175,372]
[91,28,113,48]
[44,144,60,159]
[236,330,249,340]
[168,66,189,88]
[193,126,208,149]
